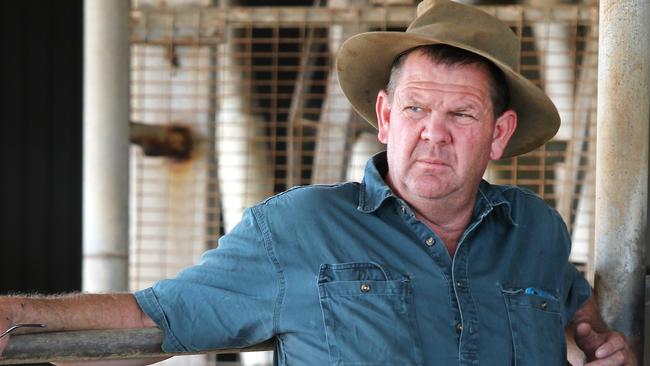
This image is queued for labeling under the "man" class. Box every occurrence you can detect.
[0,0,637,365]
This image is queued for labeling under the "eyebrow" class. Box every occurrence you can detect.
[452,105,479,112]
[395,85,490,112]
[394,89,428,106]
[397,93,483,111]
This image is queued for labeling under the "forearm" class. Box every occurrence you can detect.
[568,293,636,364]
[568,294,608,333]
[1,294,165,365]
[54,357,170,366]
[1,293,156,334]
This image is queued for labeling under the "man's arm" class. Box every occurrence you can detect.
[0,293,167,365]
[568,295,636,365]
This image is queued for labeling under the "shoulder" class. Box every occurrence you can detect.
[487,183,564,223]
[245,182,363,240]
[494,184,547,204]
[485,183,571,257]
[254,181,361,212]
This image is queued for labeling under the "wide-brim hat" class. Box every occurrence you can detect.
[336,0,560,158]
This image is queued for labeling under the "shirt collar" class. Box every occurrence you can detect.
[358,151,517,226]
[358,152,394,213]
[475,180,518,226]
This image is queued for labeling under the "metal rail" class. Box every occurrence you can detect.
[83,0,131,293]
[0,328,274,365]
[129,5,597,45]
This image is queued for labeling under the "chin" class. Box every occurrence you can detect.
[410,184,452,200]
[411,174,446,189]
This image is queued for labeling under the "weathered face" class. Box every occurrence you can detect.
[376,51,516,204]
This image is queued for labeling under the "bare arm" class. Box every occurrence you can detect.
[568,295,636,365]
[0,293,168,365]
[0,293,155,332]
[569,295,608,333]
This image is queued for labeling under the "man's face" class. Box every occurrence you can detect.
[376,51,516,204]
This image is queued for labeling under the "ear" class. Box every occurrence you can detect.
[376,89,391,144]
[489,109,517,160]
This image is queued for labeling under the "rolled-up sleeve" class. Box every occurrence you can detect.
[135,207,282,352]
[561,262,592,326]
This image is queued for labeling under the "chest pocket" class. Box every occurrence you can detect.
[501,286,566,365]
[318,262,423,365]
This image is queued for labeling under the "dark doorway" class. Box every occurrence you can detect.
[0,0,82,296]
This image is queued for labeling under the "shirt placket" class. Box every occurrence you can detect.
[398,195,493,366]
[396,198,471,364]
[452,205,493,366]
[452,236,479,365]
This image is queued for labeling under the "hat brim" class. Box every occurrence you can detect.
[336,32,560,158]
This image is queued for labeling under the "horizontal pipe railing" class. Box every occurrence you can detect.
[0,328,274,365]
[130,5,597,46]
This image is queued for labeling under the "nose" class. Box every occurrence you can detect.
[420,113,451,145]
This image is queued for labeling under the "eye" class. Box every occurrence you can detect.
[451,111,478,125]
[405,106,424,113]
[402,105,427,119]
[453,111,475,118]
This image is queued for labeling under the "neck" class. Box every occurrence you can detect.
[390,180,479,257]
[413,196,475,256]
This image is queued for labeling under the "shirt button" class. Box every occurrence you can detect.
[456,322,463,334]
[456,280,463,288]
[400,205,407,213]
[540,300,548,310]
[360,283,371,293]
[425,237,435,246]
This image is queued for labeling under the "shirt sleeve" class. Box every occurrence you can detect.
[134,207,282,352]
[561,261,593,326]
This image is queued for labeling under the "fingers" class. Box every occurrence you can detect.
[594,333,627,359]
[581,330,637,366]
[584,350,630,366]
[575,322,606,358]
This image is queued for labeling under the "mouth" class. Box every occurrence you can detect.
[416,158,449,167]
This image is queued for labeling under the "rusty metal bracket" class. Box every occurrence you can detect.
[130,122,193,160]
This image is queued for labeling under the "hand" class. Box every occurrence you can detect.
[574,322,636,365]
[0,313,12,356]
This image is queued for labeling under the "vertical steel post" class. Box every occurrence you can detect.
[83,0,131,291]
[594,0,650,357]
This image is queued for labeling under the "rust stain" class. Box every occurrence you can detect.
[130,123,193,161]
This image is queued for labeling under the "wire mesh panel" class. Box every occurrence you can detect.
[129,3,599,365]
[130,5,218,365]
[481,5,599,276]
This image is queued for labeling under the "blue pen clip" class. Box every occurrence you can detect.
[524,287,556,300]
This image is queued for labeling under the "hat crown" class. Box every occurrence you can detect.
[335,0,560,158]
[409,0,520,71]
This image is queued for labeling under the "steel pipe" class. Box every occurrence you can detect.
[0,329,274,365]
[594,0,649,358]
[83,0,131,292]
[130,5,595,36]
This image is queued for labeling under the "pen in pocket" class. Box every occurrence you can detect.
[525,287,556,300]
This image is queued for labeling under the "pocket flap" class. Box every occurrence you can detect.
[318,262,391,283]
[501,286,561,314]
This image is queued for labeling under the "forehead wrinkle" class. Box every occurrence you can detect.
[395,81,489,111]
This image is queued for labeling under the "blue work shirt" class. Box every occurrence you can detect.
[135,152,592,365]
